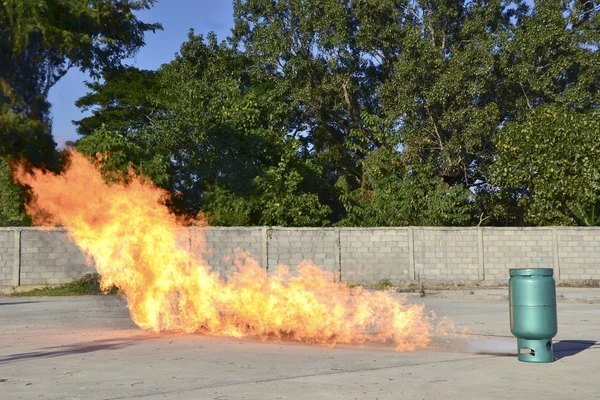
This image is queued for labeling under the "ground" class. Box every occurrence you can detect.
[0,295,598,400]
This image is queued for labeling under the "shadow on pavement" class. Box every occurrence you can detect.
[0,335,154,364]
[471,340,598,360]
[0,301,43,306]
[554,340,598,359]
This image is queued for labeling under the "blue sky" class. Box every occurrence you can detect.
[48,0,235,148]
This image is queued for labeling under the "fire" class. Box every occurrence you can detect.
[13,151,442,351]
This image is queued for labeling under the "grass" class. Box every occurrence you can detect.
[345,279,398,291]
[11,274,118,297]
[375,279,394,291]
[557,279,600,287]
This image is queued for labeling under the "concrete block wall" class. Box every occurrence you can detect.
[340,228,410,283]
[19,229,92,286]
[1,226,600,289]
[0,230,14,286]
[482,228,554,283]
[195,227,263,278]
[414,228,480,283]
[269,228,339,276]
[557,228,600,281]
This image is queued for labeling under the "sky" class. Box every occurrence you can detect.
[48,0,235,148]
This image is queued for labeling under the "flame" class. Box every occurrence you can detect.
[13,151,442,351]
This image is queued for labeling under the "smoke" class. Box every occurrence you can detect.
[465,337,516,355]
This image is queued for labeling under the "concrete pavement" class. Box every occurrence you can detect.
[0,295,598,400]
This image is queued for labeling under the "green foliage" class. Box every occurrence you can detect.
[74,67,161,137]
[383,0,504,189]
[569,203,600,227]
[76,31,332,225]
[1,0,161,134]
[492,107,600,226]
[499,0,600,115]
[2,0,161,78]
[69,1,600,228]
[0,45,57,167]
[376,279,394,291]
[336,164,473,227]
[75,125,169,187]
[231,0,507,225]
[151,32,288,213]
[0,157,30,226]
[253,145,332,227]
[155,32,332,225]
[0,0,160,225]
[201,185,254,226]
[1,37,57,226]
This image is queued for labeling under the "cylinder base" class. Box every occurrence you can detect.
[516,338,554,363]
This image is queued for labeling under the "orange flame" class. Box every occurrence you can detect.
[14,151,441,351]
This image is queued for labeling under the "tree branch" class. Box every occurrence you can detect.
[424,103,444,150]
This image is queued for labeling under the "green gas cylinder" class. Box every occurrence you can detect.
[509,268,558,363]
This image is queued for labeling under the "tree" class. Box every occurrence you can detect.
[1,0,161,135]
[232,0,514,226]
[74,67,161,137]
[0,0,160,225]
[75,125,169,188]
[489,0,600,225]
[336,148,473,227]
[492,106,600,226]
[233,0,382,221]
[499,0,600,118]
[71,1,600,227]
[0,39,58,225]
[76,31,332,225]
[155,32,331,225]
[2,0,161,79]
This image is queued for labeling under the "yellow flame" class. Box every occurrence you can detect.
[14,151,441,351]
